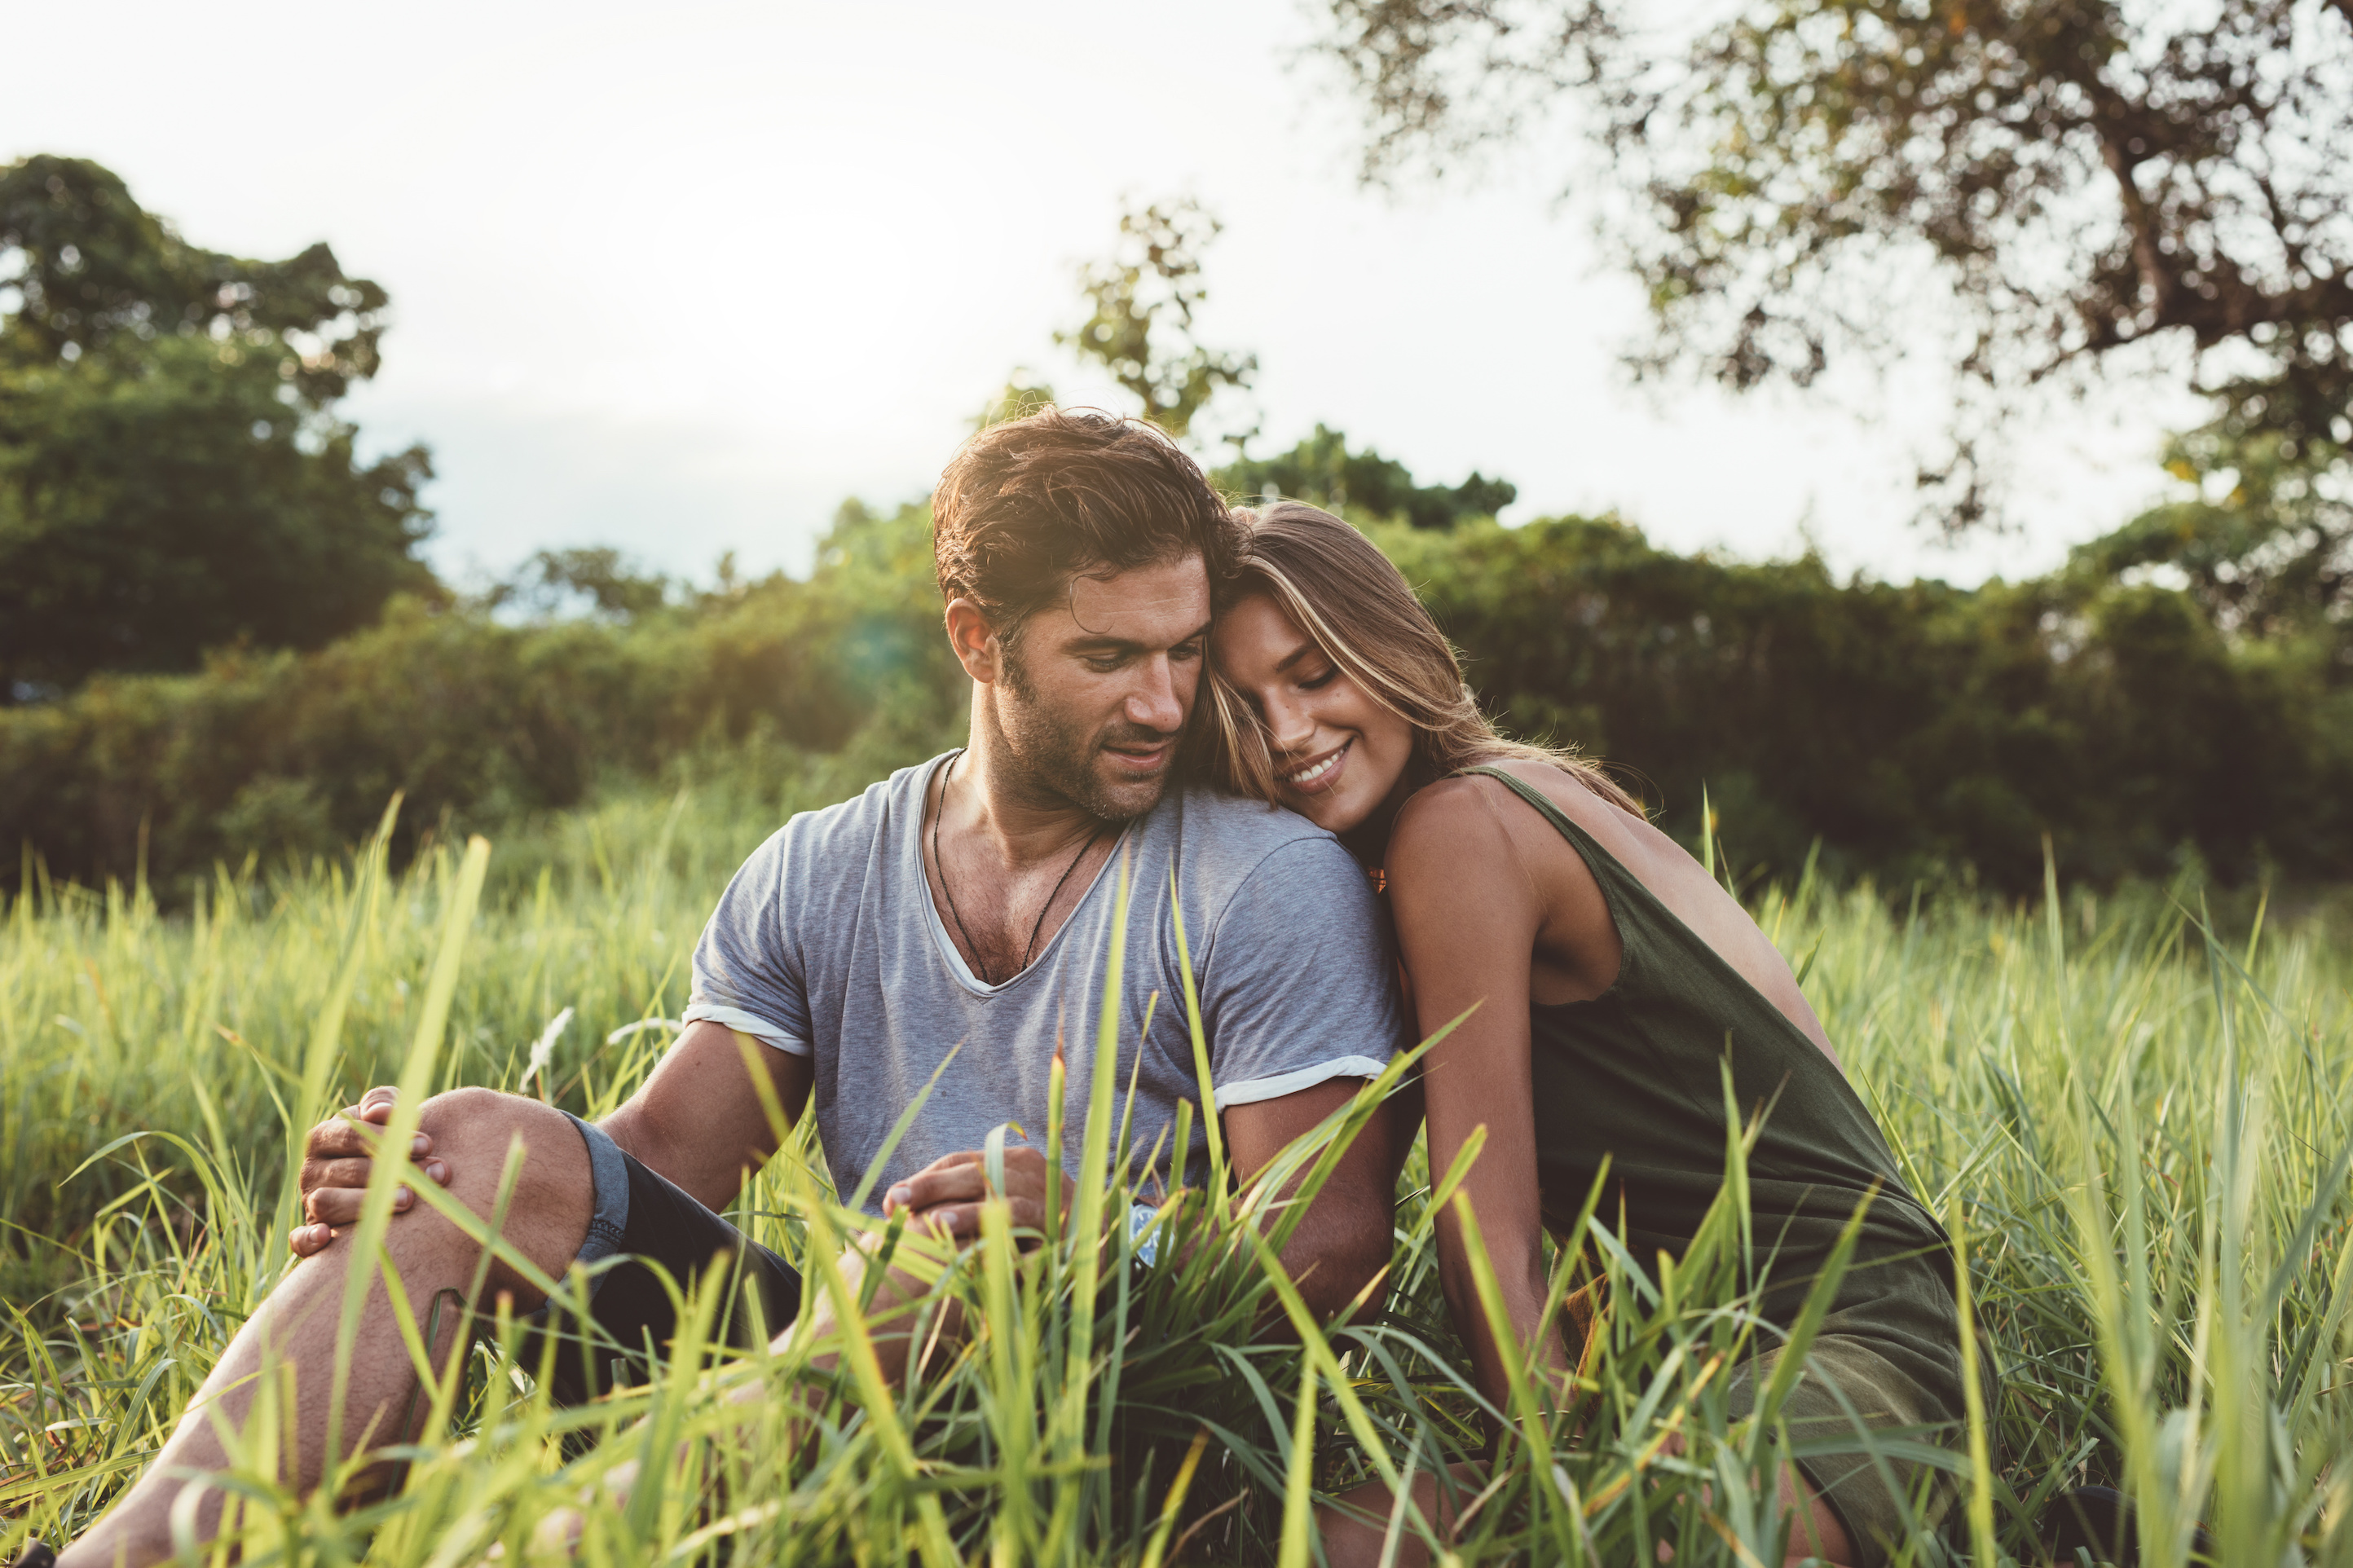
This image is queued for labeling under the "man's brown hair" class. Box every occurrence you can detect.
[932,408,1234,638]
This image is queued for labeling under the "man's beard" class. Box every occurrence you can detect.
[993,650,1177,824]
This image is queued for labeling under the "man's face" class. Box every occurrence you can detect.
[989,553,1212,822]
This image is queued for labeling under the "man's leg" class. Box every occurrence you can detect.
[60,1090,594,1568]
[523,1121,801,1404]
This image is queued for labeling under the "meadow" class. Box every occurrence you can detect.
[2,756,2351,1566]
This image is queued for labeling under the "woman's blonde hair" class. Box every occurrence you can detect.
[1199,501,1641,817]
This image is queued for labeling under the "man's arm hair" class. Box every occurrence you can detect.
[601,1020,814,1213]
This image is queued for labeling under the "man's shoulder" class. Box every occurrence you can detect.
[737,759,933,895]
[1152,787,1398,1021]
[773,757,934,848]
[1151,784,1363,895]
[1165,782,1329,843]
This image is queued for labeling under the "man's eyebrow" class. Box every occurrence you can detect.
[1064,617,1215,653]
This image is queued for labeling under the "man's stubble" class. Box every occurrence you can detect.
[990,642,1174,826]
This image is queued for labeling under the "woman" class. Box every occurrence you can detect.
[1202,503,1985,1568]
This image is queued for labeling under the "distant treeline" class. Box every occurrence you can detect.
[4,498,2347,896]
[0,501,963,892]
[1386,519,2351,891]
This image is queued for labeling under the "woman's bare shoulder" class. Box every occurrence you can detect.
[1389,773,1520,861]
[1390,765,1629,892]
[1407,759,1665,903]
[1447,757,1651,843]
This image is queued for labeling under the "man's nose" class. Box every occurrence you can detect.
[1126,654,1186,733]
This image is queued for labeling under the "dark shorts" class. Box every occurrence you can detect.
[1727,1332,1990,1568]
[509,1113,803,1405]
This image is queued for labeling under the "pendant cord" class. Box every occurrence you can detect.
[931,749,1105,984]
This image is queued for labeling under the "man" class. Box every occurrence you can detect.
[52,411,1407,1568]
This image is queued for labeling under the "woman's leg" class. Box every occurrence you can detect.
[59,1090,595,1568]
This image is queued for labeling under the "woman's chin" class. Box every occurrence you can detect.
[1289,788,1372,836]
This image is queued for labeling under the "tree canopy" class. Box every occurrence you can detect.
[1057,197,1256,443]
[0,156,435,698]
[1315,0,2353,540]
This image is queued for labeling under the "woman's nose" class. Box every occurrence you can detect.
[1264,696,1315,755]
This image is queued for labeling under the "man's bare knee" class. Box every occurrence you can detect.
[410,1088,594,1295]
[416,1089,578,1191]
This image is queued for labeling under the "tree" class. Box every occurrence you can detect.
[1313,0,2353,528]
[497,547,673,621]
[1214,423,1517,529]
[2073,423,2352,632]
[0,156,435,698]
[1058,197,1256,443]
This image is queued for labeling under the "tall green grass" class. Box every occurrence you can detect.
[3,778,2351,1564]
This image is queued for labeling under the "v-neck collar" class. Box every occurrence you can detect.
[911,751,1137,998]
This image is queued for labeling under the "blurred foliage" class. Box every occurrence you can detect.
[1213,423,1515,530]
[5,466,2347,899]
[2073,422,2353,636]
[972,369,1059,433]
[1313,0,2353,529]
[0,156,436,698]
[1379,511,2352,892]
[1058,197,1255,443]
[0,500,963,892]
[491,546,676,621]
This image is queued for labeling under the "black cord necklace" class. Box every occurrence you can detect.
[931,749,1105,984]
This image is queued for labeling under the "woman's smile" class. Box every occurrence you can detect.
[1280,738,1351,793]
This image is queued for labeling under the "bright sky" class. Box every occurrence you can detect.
[5,0,2206,589]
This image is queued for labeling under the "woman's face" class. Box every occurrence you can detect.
[1213,591,1416,837]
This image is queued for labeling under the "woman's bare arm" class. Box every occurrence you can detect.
[1386,778,1574,1412]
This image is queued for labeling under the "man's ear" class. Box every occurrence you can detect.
[945,597,1005,684]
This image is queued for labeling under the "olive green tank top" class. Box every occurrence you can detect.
[1460,766,1964,1381]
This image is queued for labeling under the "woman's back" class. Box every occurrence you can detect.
[1408,760,1839,1060]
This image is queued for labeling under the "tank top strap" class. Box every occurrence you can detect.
[1454,764,1657,909]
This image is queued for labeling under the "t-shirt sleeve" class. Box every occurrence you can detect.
[1197,837,1408,1108]
[683,826,813,1056]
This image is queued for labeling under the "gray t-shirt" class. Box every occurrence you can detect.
[683,754,1406,1213]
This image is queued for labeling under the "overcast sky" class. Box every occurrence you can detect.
[7,1,2207,589]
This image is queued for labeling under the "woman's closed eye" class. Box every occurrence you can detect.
[1298,664,1339,691]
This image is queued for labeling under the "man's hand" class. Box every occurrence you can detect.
[882,1145,1050,1240]
[289,1086,451,1257]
